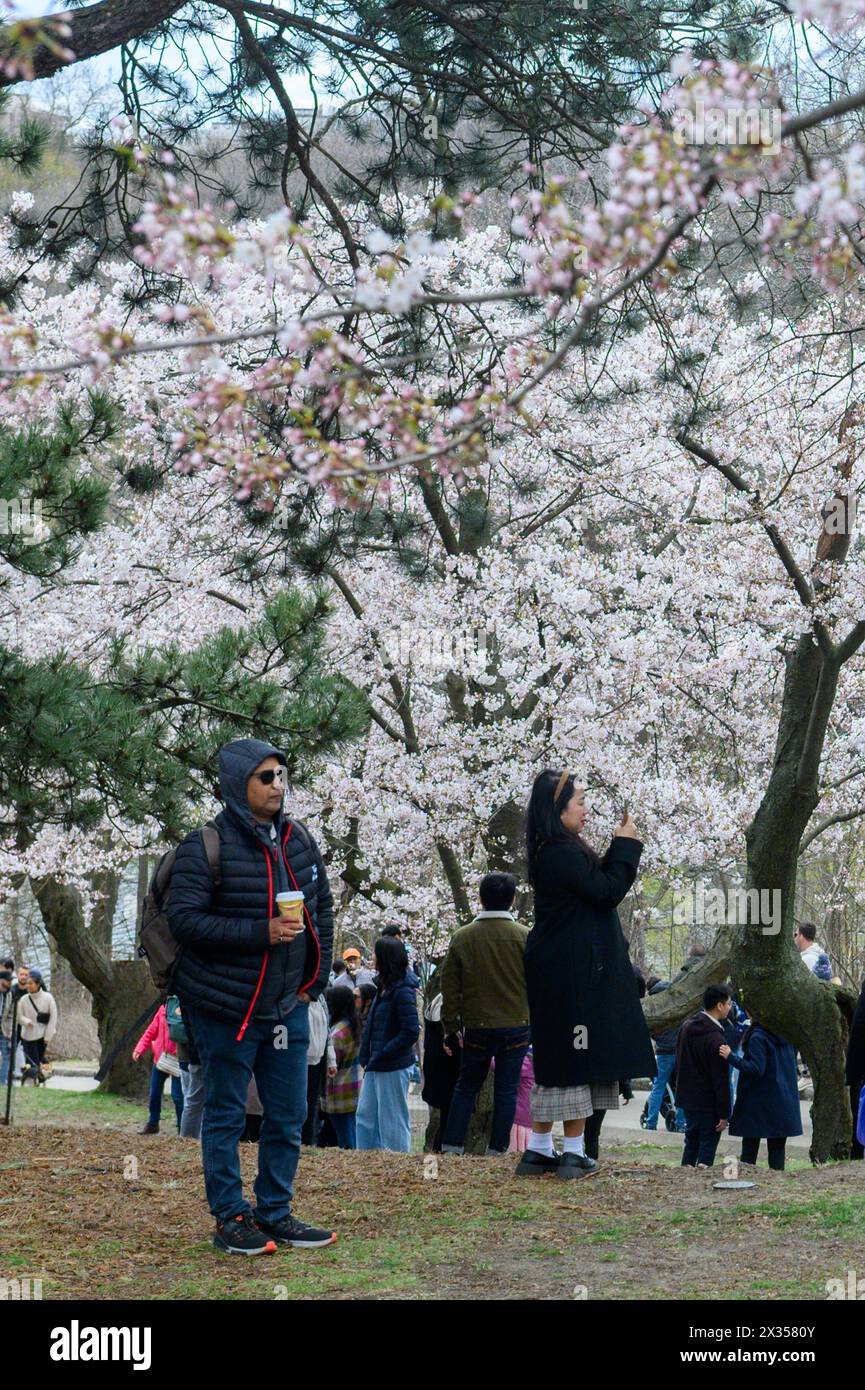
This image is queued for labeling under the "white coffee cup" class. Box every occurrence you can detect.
[275,890,305,928]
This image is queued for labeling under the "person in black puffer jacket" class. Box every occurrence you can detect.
[168,737,336,1256]
[356,937,420,1152]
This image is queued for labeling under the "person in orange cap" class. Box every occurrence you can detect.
[342,947,376,987]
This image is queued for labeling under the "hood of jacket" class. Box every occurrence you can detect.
[218,738,288,841]
[744,1022,785,1049]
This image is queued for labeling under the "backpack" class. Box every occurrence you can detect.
[137,823,221,992]
[165,993,187,1044]
[814,951,833,982]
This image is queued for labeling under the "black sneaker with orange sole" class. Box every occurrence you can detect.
[213,1211,278,1255]
[253,1212,337,1249]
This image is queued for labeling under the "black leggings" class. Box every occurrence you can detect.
[301,1057,327,1146]
[740,1136,786,1170]
[22,1038,46,1072]
[584,1109,605,1161]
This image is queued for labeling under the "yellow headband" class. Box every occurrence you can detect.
[553,769,570,805]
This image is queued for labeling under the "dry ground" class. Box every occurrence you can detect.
[2,1106,864,1300]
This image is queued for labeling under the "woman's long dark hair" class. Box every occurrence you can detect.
[525,768,600,886]
[326,984,360,1041]
[373,936,409,990]
[356,981,377,1017]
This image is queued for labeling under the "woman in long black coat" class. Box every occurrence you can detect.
[518,769,656,1179]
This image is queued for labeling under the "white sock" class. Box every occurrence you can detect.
[563,1134,586,1156]
[530,1130,554,1156]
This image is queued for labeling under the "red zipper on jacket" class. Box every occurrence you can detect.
[236,844,273,1042]
[283,822,321,995]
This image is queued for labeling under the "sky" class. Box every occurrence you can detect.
[16,1,328,117]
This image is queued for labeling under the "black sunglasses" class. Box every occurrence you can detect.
[253,769,286,786]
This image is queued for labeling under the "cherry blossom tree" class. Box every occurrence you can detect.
[7,186,865,1144]
[2,17,865,1143]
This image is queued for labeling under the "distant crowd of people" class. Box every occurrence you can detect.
[0,961,58,1086]
[137,929,422,1158]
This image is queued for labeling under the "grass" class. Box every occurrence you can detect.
[11,1087,142,1125]
[731,1191,865,1230]
[664,1189,865,1240]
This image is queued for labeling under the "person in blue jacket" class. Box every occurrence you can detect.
[721,993,749,1105]
[720,1021,802,1170]
[356,937,420,1152]
[168,737,335,1255]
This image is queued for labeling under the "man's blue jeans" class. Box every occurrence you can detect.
[185,1002,309,1223]
[681,1108,722,1166]
[442,1026,530,1153]
[0,1035,9,1086]
[645,1051,685,1130]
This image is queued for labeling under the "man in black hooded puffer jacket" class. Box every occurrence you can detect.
[169,737,336,1255]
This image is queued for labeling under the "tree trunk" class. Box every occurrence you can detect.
[644,633,858,1163]
[48,941,99,1060]
[464,1071,494,1153]
[484,797,533,919]
[737,635,850,1162]
[32,871,155,1099]
[0,0,185,88]
[92,960,157,1099]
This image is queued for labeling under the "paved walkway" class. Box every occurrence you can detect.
[409,1089,814,1150]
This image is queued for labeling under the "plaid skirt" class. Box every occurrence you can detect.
[530,1080,620,1123]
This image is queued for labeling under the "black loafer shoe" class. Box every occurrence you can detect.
[515,1148,560,1176]
[557,1152,599,1179]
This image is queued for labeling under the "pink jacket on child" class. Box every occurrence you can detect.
[513,1050,534,1128]
[490,1047,535,1128]
[133,1005,176,1062]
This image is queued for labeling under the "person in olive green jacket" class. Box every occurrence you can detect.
[439,873,530,1155]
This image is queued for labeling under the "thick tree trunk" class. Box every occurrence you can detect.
[737,635,850,1161]
[643,929,734,1032]
[464,1071,494,1153]
[32,871,155,1099]
[0,0,184,88]
[645,633,857,1163]
[92,960,157,1099]
[423,1075,494,1153]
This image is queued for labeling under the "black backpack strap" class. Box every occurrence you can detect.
[93,997,161,1083]
[200,821,221,886]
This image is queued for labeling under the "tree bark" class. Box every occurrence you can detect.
[32,872,155,1099]
[464,1071,494,1153]
[737,634,851,1162]
[642,929,734,1032]
[0,0,184,88]
[644,633,859,1163]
